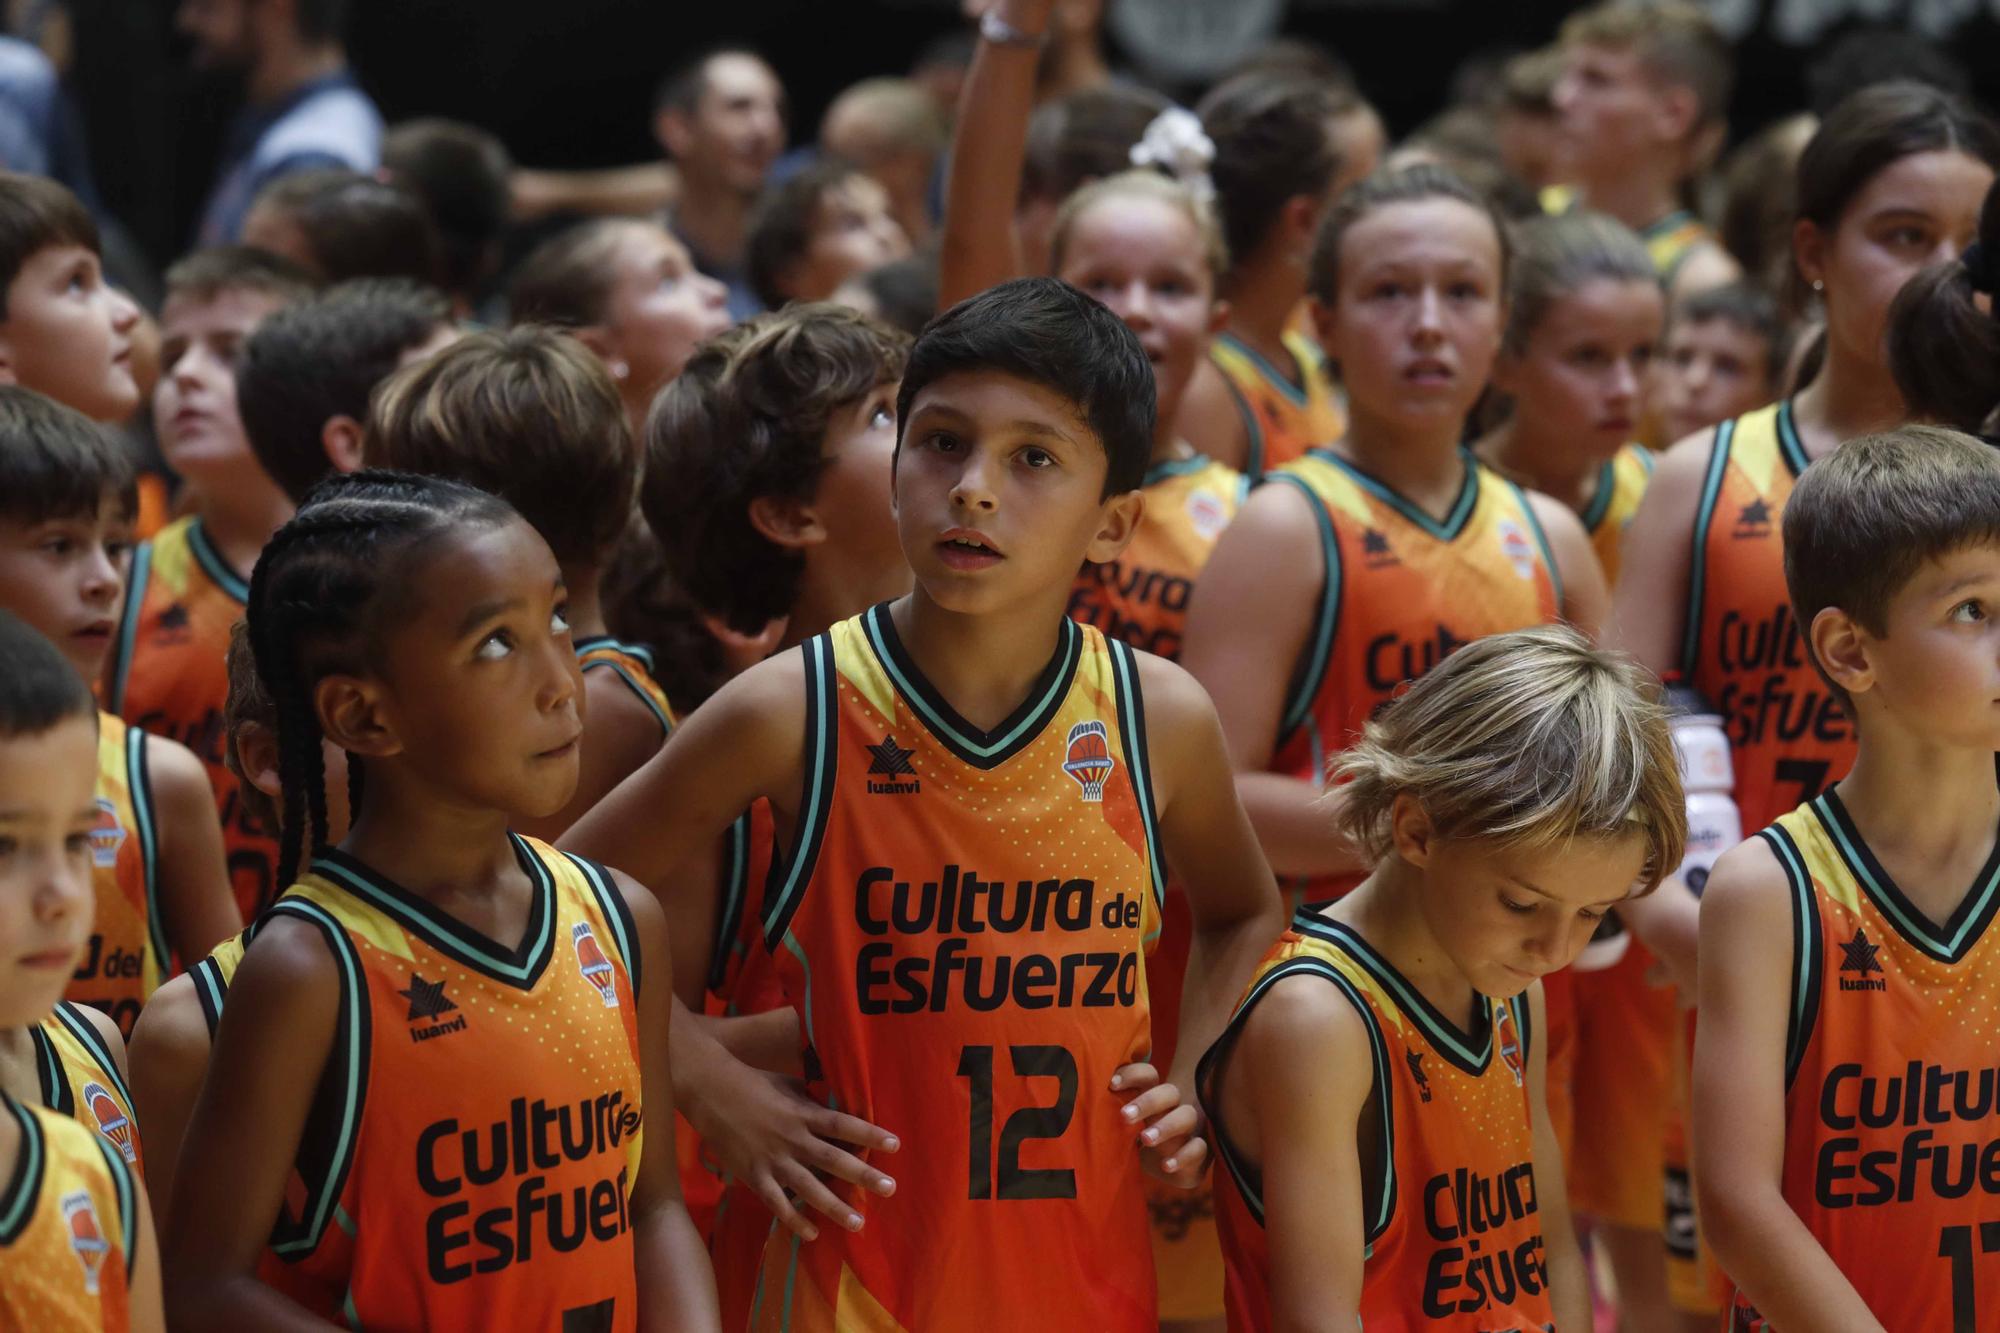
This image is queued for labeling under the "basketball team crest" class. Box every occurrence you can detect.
[1495,518,1538,581]
[1062,720,1116,803]
[1185,487,1229,541]
[62,1190,108,1294]
[81,1083,136,1164]
[88,798,126,869]
[1494,1000,1525,1086]
[572,921,619,1007]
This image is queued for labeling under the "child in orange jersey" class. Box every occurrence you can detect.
[0,172,143,426]
[0,388,238,1042]
[1179,71,1381,476]
[362,327,677,835]
[0,611,164,1332]
[1553,1,1741,300]
[1695,428,2000,1331]
[564,277,1285,1332]
[1181,165,1610,904]
[1199,625,1686,1333]
[1613,85,2000,1324]
[1479,211,1664,587]
[165,472,718,1331]
[1654,281,1786,448]
[1473,208,1672,1321]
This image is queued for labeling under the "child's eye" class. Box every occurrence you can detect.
[1020,447,1055,469]
[475,630,515,661]
[1951,599,1987,624]
[550,604,571,635]
[924,431,961,453]
[41,535,73,556]
[1370,281,1405,300]
[1568,347,1608,369]
[65,832,92,857]
[0,835,14,857]
[1578,907,1605,923]
[870,406,894,430]
[1630,346,1653,368]
[1499,893,1536,915]
[1448,281,1483,302]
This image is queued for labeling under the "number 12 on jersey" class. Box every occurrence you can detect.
[958,1045,1078,1200]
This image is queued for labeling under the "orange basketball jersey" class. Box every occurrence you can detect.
[1202,909,1552,1332]
[0,1095,139,1333]
[574,635,676,737]
[1268,450,1563,900]
[1209,331,1346,478]
[107,516,276,920]
[1682,401,1855,835]
[1730,794,2000,1330]
[253,837,646,1330]
[750,605,1164,1331]
[67,715,163,1040]
[33,1003,142,1178]
[1070,454,1244,663]
[1584,443,1654,587]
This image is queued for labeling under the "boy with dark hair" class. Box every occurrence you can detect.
[1695,426,2000,1330]
[0,171,141,424]
[239,168,440,286]
[1554,0,1740,299]
[565,276,1284,1331]
[231,275,455,504]
[362,325,671,833]
[746,159,910,312]
[1654,279,1786,446]
[380,117,513,314]
[181,0,383,245]
[109,275,450,920]
[0,386,238,1039]
[655,47,787,320]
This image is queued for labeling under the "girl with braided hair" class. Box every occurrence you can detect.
[162,470,719,1331]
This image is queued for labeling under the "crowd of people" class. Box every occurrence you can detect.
[0,0,1997,1329]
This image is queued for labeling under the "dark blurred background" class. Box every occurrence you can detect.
[61,0,2000,272]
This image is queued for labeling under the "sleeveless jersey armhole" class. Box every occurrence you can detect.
[1105,639,1165,930]
[760,632,840,949]
[1267,472,1343,745]
[1759,824,1823,1091]
[1679,421,1736,680]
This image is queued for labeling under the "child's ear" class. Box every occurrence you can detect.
[1082,488,1144,565]
[570,326,627,384]
[1387,792,1435,868]
[1281,194,1322,261]
[1206,297,1232,336]
[235,722,282,802]
[322,415,366,476]
[0,333,16,384]
[1808,605,1875,700]
[1793,218,1827,296]
[653,106,693,160]
[314,674,404,762]
[747,495,828,550]
[1649,83,1702,147]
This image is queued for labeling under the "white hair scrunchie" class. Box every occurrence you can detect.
[1129,106,1217,205]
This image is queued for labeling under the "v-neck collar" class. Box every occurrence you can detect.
[1294,909,1495,1076]
[860,602,1081,770]
[1312,447,1483,543]
[186,518,250,604]
[310,836,558,990]
[0,1094,44,1245]
[1217,331,1309,407]
[1812,789,2000,965]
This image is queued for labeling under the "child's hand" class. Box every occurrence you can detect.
[691,1057,899,1242]
[1112,1062,1209,1189]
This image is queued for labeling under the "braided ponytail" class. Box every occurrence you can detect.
[246,469,513,890]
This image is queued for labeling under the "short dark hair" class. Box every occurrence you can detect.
[896,277,1153,498]
[163,245,320,308]
[747,159,862,310]
[0,384,134,526]
[1784,426,2000,706]
[1672,281,1787,387]
[250,169,441,286]
[0,608,94,739]
[0,172,97,320]
[852,254,938,337]
[653,47,770,117]
[646,304,909,634]
[507,218,636,329]
[1198,73,1349,266]
[381,118,514,301]
[365,327,638,568]
[237,277,454,504]
[1309,163,1513,305]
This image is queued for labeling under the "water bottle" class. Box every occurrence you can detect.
[1665,683,1741,898]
